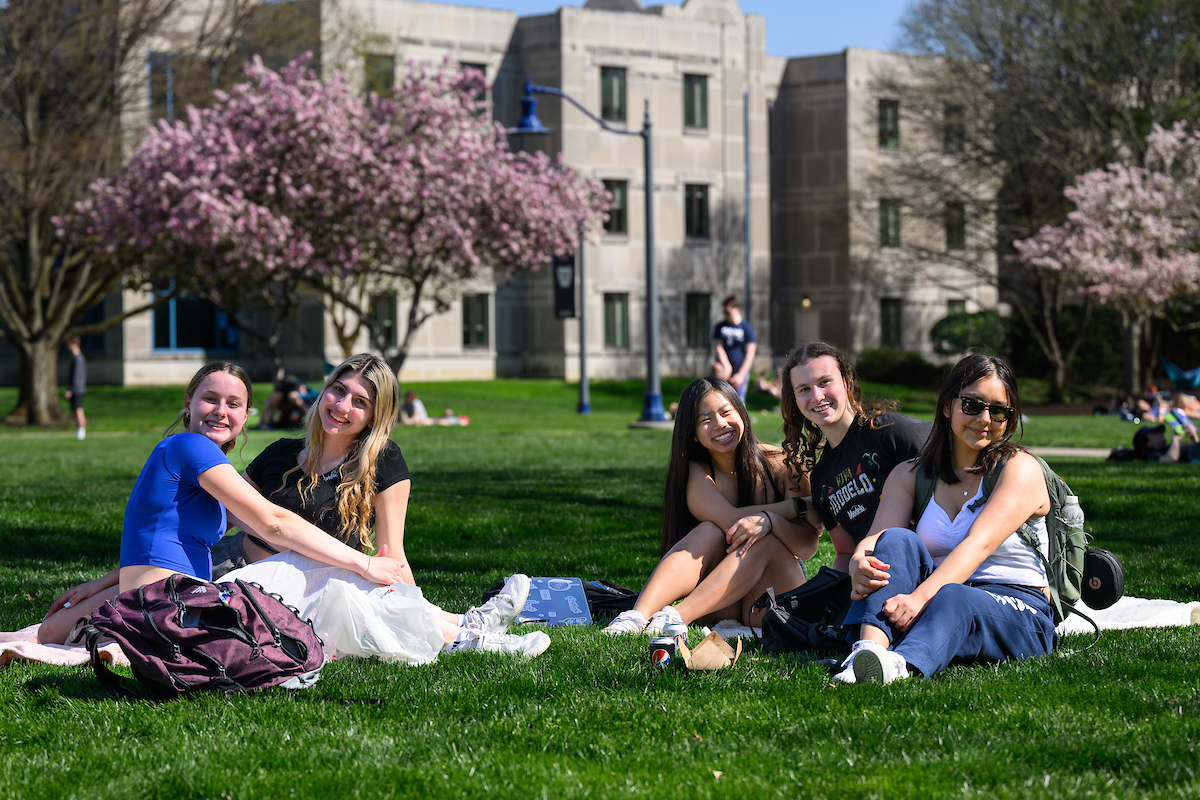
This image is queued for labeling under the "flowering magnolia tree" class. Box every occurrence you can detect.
[1013,122,1200,391]
[64,56,607,375]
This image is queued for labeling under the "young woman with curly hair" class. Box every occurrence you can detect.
[780,342,930,572]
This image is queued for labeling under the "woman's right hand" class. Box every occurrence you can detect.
[44,577,110,619]
[849,553,890,601]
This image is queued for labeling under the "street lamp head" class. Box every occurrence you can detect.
[509,77,552,135]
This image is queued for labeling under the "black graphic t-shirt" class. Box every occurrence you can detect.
[245,437,410,549]
[810,413,931,543]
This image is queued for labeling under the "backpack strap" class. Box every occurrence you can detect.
[77,622,154,700]
[912,465,937,527]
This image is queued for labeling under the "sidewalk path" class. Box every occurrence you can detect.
[1028,446,1111,459]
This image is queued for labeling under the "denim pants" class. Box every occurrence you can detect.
[843,527,1058,678]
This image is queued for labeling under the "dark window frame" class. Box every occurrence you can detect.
[683,74,708,129]
[945,201,966,250]
[603,293,630,348]
[878,99,900,149]
[880,298,902,349]
[685,293,710,347]
[879,198,901,248]
[462,293,490,349]
[600,66,627,123]
[684,184,710,239]
[603,179,628,235]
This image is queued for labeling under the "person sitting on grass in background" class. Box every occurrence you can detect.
[603,377,818,635]
[780,342,931,573]
[37,361,547,660]
[834,354,1057,684]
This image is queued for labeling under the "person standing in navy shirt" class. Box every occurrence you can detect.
[712,296,757,400]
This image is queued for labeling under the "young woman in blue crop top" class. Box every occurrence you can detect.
[834,354,1057,684]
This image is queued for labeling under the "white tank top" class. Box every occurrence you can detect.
[915,483,1049,586]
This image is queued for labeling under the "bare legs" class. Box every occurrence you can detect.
[633,521,806,628]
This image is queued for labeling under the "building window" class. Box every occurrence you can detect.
[603,180,628,234]
[601,67,626,123]
[879,199,901,247]
[460,62,488,109]
[364,53,395,96]
[683,74,707,129]
[369,294,397,349]
[945,201,966,250]
[603,293,629,348]
[686,293,710,347]
[947,299,967,315]
[462,293,489,348]
[685,184,710,239]
[153,294,238,352]
[880,298,902,348]
[878,99,899,149]
[944,105,965,154]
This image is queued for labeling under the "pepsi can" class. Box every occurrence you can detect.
[650,636,674,667]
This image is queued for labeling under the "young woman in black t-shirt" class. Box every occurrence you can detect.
[781,343,930,572]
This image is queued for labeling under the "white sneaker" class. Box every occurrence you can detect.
[646,605,684,635]
[831,640,872,684]
[602,609,650,635]
[463,630,551,659]
[462,574,530,634]
[850,640,910,684]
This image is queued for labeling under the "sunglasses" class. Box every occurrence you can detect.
[957,395,1014,422]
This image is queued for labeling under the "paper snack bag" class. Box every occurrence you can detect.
[678,631,742,670]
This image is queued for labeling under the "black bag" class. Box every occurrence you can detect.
[751,567,853,655]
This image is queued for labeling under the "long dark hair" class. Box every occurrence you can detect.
[660,377,774,555]
[780,342,894,486]
[166,361,254,455]
[917,353,1024,482]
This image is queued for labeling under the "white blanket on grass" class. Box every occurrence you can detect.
[709,595,1200,642]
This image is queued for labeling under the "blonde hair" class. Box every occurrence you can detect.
[283,354,400,550]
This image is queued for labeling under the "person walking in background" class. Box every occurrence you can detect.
[64,336,86,440]
[712,296,757,401]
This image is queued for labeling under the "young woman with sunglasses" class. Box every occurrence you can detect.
[781,343,931,572]
[834,354,1057,684]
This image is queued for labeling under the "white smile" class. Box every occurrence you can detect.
[712,429,737,443]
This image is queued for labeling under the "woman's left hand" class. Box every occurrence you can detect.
[363,544,405,585]
[882,592,928,632]
[725,513,770,556]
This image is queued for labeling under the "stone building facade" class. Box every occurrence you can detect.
[14,0,998,388]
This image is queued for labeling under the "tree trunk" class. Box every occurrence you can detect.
[6,338,65,426]
[1119,308,1144,395]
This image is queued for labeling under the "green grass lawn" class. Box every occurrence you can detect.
[1,379,1197,799]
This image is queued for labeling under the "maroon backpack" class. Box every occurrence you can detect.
[74,574,325,698]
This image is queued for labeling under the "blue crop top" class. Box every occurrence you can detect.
[119,432,231,580]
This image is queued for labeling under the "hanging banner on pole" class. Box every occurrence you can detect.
[553,253,576,319]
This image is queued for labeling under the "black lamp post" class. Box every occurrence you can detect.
[511,78,667,424]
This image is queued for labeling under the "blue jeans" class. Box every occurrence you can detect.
[843,527,1058,678]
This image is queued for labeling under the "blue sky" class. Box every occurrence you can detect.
[429,0,911,58]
